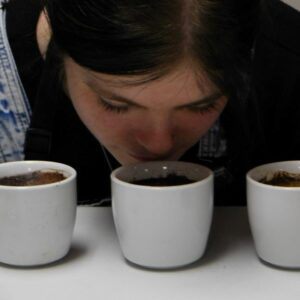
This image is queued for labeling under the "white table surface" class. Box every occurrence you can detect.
[1,207,300,300]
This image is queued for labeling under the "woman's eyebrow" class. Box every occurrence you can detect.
[84,79,141,105]
[175,92,223,109]
[84,78,223,108]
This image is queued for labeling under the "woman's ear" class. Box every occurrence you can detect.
[36,10,52,59]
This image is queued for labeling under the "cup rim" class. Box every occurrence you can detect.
[0,160,77,190]
[111,161,213,190]
[246,160,300,190]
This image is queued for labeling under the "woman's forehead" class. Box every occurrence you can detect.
[64,57,222,109]
[77,60,216,94]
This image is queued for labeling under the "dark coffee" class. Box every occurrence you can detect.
[0,170,67,186]
[131,173,196,187]
[259,171,300,187]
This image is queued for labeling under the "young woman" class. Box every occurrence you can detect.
[1,0,300,205]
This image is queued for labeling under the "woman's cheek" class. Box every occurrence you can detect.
[87,111,139,144]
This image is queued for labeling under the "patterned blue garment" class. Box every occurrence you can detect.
[0,2,31,161]
[198,120,227,159]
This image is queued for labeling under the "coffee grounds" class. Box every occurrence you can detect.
[131,174,195,187]
[0,170,67,186]
[259,171,300,187]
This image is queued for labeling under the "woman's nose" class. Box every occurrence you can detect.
[135,119,175,157]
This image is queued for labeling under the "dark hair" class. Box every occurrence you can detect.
[44,0,261,99]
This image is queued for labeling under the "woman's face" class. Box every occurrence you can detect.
[64,58,228,165]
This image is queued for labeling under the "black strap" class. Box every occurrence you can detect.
[24,40,62,160]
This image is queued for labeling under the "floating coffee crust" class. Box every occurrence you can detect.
[0,170,67,186]
[131,173,196,187]
[260,171,300,187]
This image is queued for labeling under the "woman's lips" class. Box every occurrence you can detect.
[130,153,171,162]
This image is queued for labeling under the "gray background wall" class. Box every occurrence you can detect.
[282,0,300,11]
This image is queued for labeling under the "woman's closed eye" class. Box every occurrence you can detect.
[185,101,219,114]
[98,97,130,114]
[97,94,224,115]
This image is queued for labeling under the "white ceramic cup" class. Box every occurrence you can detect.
[0,160,77,266]
[247,161,300,268]
[111,161,213,269]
